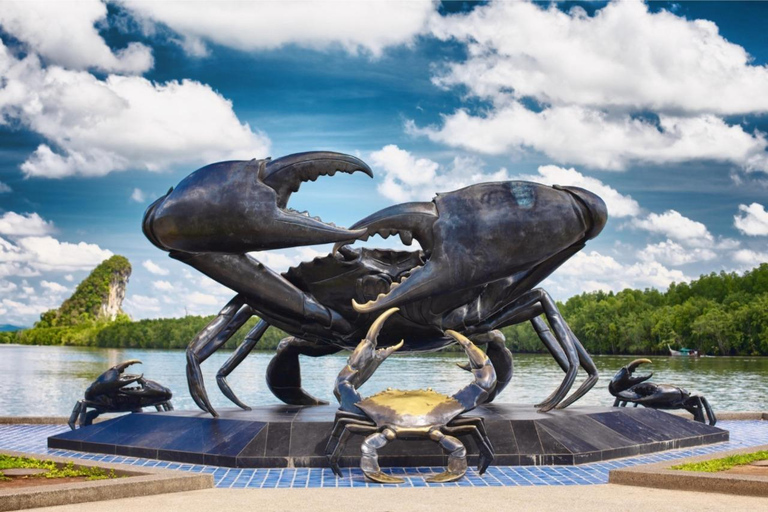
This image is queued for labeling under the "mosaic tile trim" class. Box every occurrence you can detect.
[0,421,766,488]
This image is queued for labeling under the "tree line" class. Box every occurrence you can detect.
[2,263,767,356]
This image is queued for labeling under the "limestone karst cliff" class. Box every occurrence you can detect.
[36,256,131,327]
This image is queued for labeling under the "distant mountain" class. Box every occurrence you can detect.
[36,255,132,328]
[0,324,25,332]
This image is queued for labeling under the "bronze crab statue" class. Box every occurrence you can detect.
[69,360,173,429]
[142,151,608,415]
[326,308,495,483]
[609,359,717,425]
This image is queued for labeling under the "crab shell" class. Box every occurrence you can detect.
[356,389,467,434]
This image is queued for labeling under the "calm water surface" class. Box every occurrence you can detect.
[1,344,766,416]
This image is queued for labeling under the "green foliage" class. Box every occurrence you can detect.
[36,255,131,328]
[0,455,116,481]
[671,450,768,472]
[502,264,768,356]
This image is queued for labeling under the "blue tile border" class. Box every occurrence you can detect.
[0,421,766,488]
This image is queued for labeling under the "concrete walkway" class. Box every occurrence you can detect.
[30,484,768,512]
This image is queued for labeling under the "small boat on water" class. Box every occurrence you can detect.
[668,345,700,357]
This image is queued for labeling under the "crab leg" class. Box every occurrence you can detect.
[185,295,251,416]
[467,289,580,412]
[324,416,376,476]
[428,429,467,483]
[442,424,494,474]
[266,337,341,405]
[359,428,404,484]
[216,319,270,410]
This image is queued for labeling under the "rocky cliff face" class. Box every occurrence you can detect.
[37,256,132,327]
[98,269,129,321]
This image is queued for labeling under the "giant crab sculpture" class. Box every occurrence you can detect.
[326,307,495,483]
[143,151,608,416]
[69,360,173,430]
[609,359,717,425]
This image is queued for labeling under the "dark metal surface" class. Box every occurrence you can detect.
[68,360,173,430]
[142,151,609,416]
[609,359,717,425]
[328,309,495,483]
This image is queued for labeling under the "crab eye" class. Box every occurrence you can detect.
[356,275,392,303]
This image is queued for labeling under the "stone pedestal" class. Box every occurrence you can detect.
[48,404,728,468]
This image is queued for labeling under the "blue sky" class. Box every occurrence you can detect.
[1,0,767,326]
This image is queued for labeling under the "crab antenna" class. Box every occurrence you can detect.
[364,307,399,344]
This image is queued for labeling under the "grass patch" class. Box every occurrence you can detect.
[671,450,768,473]
[0,454,117,481]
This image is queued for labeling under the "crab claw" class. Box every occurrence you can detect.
[446,330,496,411]
[143,151,373,253]
[351,182,608,314]
[609,358,653,396]
[84,360,144,400]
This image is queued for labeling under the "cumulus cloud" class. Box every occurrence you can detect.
[734,203,768,236]
[0,41,270,178]
[631,210,713,247]
[555,250,689,294]
[152,280,174,292]
[639,240,716,266]
[0,182,10,193]
[11,236,113,272]
[0,212,54,236]
[0,0,153,73]
[40,280,68,294]
[732,249,768,268]
[120,0,436,57]
[413,0,768,172]
[409,105,768,172]
[369,144,511,202]
[142,259,169,276]
[130,188,146,203]
[124,294,161,313]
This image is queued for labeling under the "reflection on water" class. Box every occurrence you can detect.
[1,343,766,416]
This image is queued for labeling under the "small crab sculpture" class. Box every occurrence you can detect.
[609,359,716,426]
[325,308,496,483]
[69,360,173,430]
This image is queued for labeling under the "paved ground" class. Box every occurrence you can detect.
[1,421,767,488]
[27,484,768,512]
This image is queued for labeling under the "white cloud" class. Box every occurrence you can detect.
[188,291,218,306]
[430,0,768,114]
[11,236,113,272]
[248,247,327,273]
[554,250,689,294]
[63,274,74,282]
[0,0,153,73]
[521,165,640,218]
[0,212,55,236]
[0,280,17,293]
[732,249,768,268]
[639,240,716,266]
[130,188,146,203]
[734,203,768,236]
[152,280,174,292]
[142,259,169,276]
[120,0,436,57]
[631,210,713,247]
[40,280,68,294]
[409,106,768,172]
[0,182,10,193]
[0,41,270,178]
[369,144,512,202]
[125,294,161,312]
[414,0,768,172]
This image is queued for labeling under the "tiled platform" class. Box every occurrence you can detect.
[1,420,767,488]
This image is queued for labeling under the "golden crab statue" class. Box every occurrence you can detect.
[325,308,496,483]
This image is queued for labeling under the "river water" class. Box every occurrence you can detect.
[1,344,766,416]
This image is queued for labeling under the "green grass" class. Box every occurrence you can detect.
[671,450,768,472]
[0,454,117,481]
